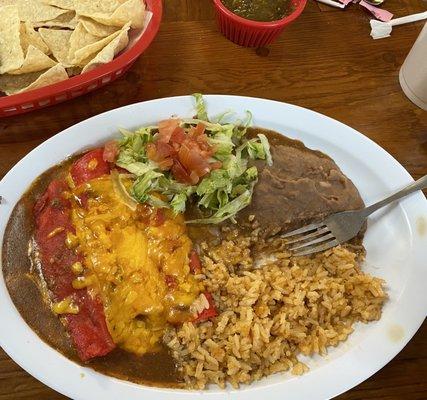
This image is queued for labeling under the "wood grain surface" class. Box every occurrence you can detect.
[0,0,426,399]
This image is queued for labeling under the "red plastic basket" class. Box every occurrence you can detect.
[0,0,162,117]
[213,0,307,47]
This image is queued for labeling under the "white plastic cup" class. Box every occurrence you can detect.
[399,22,427,110]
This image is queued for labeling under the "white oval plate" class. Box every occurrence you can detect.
[0,96,426,400]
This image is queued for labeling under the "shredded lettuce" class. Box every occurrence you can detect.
[118,161,156,177]
[207,131,235,159]
[114,94,273,224]
[116,127,157,176]
[237,134,272,162]
[258,133,273,166]
[186,190,252,225]
[170,192,188,214]
[235,110,253,139]
[110,171,138,212]
[193,93,208,121]
[211,110,233,124]
[131,170,163,203]
[147,195,170,209]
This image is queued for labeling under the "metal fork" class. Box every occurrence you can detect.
[282,174,427,257]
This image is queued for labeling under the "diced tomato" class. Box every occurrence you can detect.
[151,208,166,226]
[136,203,152,225]
[171,160,193,184]
[136,204,166,226]
[146,122,220,185]
[176,143,191,168]
[148,141,175,165]
[103,140,119,163]
[189,171,199,185]
[146,142,157,160]
[189,249,202,274]
[70,149,110,186]
[170,126,185,144]
[171,142,181,152]
[158,119,181,143]
[193,123,206,136]
[157,157,174,171]
[193,292,218,323]
[178,143,211,178]
[210,161,222,170]
[156,141,175,159]
[188,252,217,323]
[165,275,177,289]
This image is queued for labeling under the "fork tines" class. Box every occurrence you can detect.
[281,222,339,257]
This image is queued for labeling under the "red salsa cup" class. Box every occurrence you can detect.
[213,0,307,47]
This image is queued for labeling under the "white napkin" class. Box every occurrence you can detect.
[370,11,427,39]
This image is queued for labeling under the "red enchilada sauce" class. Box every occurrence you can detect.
[33,150,115,361]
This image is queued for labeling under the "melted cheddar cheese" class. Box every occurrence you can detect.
[68,176,201,355]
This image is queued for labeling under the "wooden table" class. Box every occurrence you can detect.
[1,0,426,398]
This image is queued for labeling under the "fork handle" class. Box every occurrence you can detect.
[361,174,427,217]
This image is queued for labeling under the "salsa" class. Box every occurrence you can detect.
[221,0,294,22]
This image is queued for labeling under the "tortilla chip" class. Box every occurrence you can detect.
[19,64,68,94]
[0,64,68,95]
[82,24,129,73]
[0,70,42,94]
[33,11,78,29]
[66,66,82,76]
[72,27,124,65]
[0,6,24,74]
[41,0,76,10]
[79,16,119,38]
[39,28,73,67]
[9,45,56,75]
[67,22,100,61]
[75,0,123,16]
[20,22,50,55]
[0,0,69,22]
[90,0,145,29]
